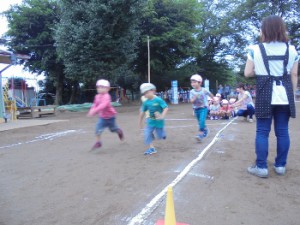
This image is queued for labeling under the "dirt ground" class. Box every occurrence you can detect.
[0,103,300,225]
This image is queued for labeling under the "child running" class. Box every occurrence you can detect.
[190,74,214,141]
[138,83,168,155]
[88,79,124,149]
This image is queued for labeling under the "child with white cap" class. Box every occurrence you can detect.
[210,97,221,120]
[220,99,232,119]
[88,79,124,149]
[138,83,168,155]
[190,74,215,141]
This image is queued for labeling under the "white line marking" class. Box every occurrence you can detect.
[127,118,236,225]
[0,130,84,149]
[189,172,214,180]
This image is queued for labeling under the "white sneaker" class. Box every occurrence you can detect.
[247,165,268,178]
[248,118,253,123]
[274,166,286,175]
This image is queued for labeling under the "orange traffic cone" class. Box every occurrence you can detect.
[156,186,189,225]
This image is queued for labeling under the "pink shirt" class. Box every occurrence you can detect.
[89,93,116,119]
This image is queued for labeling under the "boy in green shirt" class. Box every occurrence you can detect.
[138,83,168,155]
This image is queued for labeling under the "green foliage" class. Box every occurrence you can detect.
[4,0,299,101]
[4,0,61,73]
[134,0,202,82]
[3,0,65,105]
[55,0,146,85]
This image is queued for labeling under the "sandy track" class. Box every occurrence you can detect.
[0,103,299,225]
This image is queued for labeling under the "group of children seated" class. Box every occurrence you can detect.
[208,93,237,120]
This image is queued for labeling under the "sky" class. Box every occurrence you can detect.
[0,0,44,91]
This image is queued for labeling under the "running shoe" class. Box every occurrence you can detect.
[203,128,210,138]
[248,118,253,123]
[117,129,124,140]
[195,134,203,142]
[144,148,157,155]
[91,141,102,150]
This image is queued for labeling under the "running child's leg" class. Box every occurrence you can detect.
[108,117,124,140]
[144,126,156,155]
[199,108,209,137]
[92,118,105,149]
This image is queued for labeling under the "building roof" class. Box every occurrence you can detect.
[0,49,30,64]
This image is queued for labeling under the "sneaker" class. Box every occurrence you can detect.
[214,116,219,120]
[274,166,286,175]
[210,116,214,120]
[117,129,124,140]
[195,134,203,142]
[248,118,253,123]
[203,128,210,138]
[91,141,102,150]
[144,148,157,155]
[247,165,268,178]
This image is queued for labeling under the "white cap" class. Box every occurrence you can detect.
[96,79,110,87]
[213,97,219,102]
[190,74,203,82]
[216,93,221,97]
[140,83,156,94]
[222,99,229,104]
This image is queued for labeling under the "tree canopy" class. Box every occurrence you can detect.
[55,0,146,85]
[3,0,64,104]
[3,0,299,103]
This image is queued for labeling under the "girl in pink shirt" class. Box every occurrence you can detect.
[88,79,124,149]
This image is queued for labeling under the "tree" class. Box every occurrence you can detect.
[134,0,202,89]
[3,0,65,105]
[55,0,146,87]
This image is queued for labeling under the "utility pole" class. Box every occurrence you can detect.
[147,36,150,83]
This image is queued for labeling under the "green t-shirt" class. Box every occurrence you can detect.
[142,96,168,128]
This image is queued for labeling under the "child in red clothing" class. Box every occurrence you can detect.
[87,79,124,149]
[220,99,232,119]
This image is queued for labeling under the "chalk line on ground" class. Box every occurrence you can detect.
[127,118,237,225]
[0,129,84,150]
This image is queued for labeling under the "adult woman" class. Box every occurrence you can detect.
[233,84,255,122]
[244,15,299,178]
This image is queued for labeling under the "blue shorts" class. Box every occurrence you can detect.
[95,117,119,135]
[144,125,166,145]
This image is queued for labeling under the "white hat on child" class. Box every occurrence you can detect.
[140,83,156,94]
[190,74,203,82]
[213,97,219,102]
[216,93,221,97]
[96,79,110,87]
[222,99,229,104]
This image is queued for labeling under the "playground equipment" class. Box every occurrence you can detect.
[0,49,30,122]
[3,83,17,121]
[1,77,57,120]
[156,186,189,225]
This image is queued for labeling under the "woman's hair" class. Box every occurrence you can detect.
[261,15,289,43]
[237,84,245,90]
